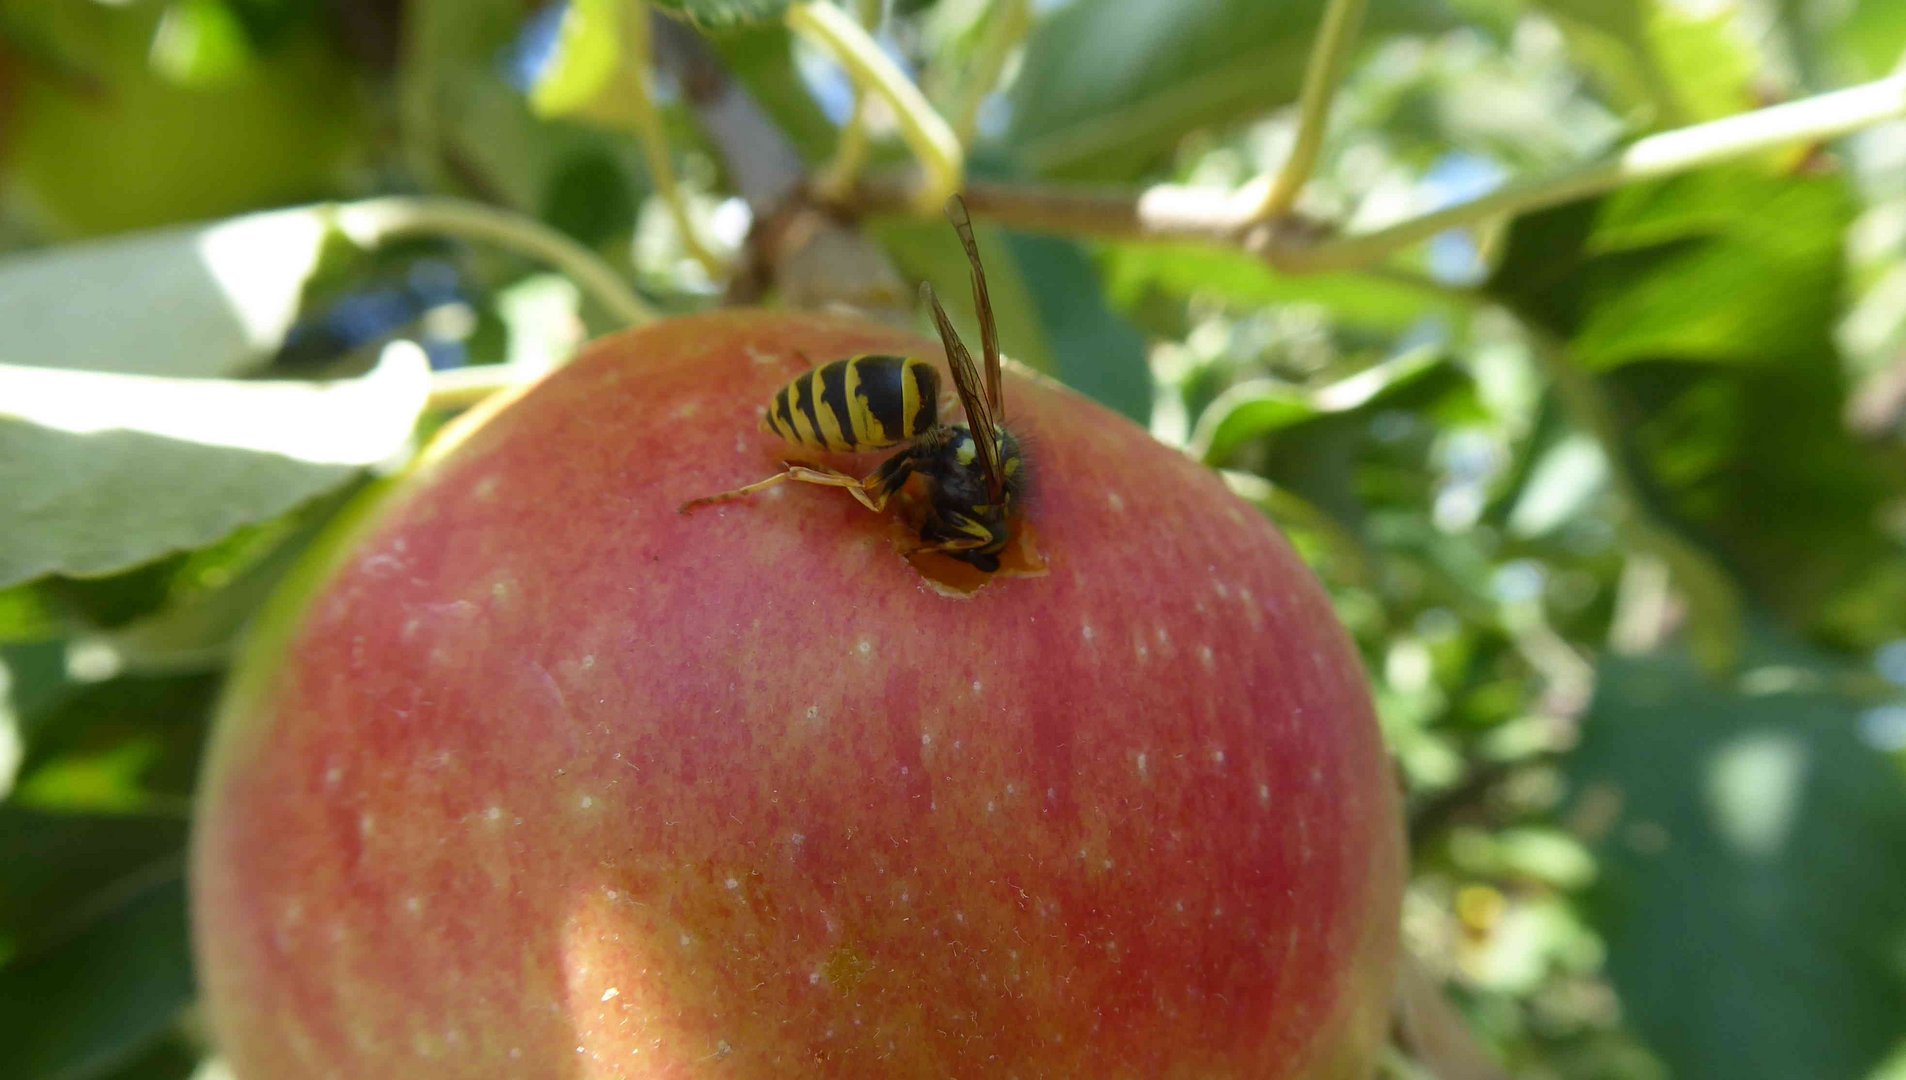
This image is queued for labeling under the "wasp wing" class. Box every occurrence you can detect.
[945,194,1003,420]
[922,280,1005,501]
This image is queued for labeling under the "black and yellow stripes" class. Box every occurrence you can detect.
[761,355,940,453]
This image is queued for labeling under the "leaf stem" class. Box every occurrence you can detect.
[787,0,964,215]
[329,196,655,326]
[1243,0,1367,223]
[628,4,726,278]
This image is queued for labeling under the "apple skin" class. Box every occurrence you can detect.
[191,310,1403,1078]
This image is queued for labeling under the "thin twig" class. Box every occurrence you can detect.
[814,0,882,201]
[628,4,725,277]
[1278,72,1906,272]
[1244,0,1368,223]
[817,94,877,202]
[847,71,1906,276]
[787,0,964,215]
[329,196,655,326]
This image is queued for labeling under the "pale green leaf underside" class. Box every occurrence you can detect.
[0,205,333,378]
[0,343,430,588]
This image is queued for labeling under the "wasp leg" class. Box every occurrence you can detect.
[679,464,892,515]
[901,536,989,556]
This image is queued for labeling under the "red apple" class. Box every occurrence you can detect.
[191,310,1403,1077]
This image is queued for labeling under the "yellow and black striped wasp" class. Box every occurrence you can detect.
[680,195,1025,571]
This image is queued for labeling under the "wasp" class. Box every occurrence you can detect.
[680,195,1025,571]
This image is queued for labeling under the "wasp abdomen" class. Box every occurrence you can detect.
[762,355,940,453]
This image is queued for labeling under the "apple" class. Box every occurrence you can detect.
[191,310,1403,1077]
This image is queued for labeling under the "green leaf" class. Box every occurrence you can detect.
[1486,168,1898,633]
[0,205,339,378]
[0,809,188,961]
[1491,169,1850,372]
[1102,243,1455,330]
[147,0,255,88]
[0,342,430,588]
[0,849,193,1080]
[92,1035,203,1080]
[1568,639,1906,1080]
[1779,0,1906,84]
[1006,0,1451,179]
[529,0,625,118]
[871,216,1056,378]
[11,672,221,814]
[652,0,790,31]
[1003,233,1152,423]
[0,586,64,644]
[1527,0,1756,124]
[401,0,648,239]
[1193,344,1446,463]
[702,24,838,163]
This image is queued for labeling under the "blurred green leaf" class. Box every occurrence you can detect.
[1193,344,1446,462]
[0,809,188,961]
[1833,2,1906,81]
[0,587,64,644]
[0,853,193,1080]
[1569,639,1906,1080]
[1527,0,1756,124]
[1505,432,1608,538]
[92,1035,203,1080]
[530,0,625,118]
[702,23,838,163]
[149,0,255,87]
[3,2,360,237]
[1491,169,1849,373]
[0,343,429,587]
[0,206,343,378]
[653,0,790,31]
[1487,169,1900,632]
[401,0,647,240]
[1004,232,1151,422]
[872,216,1056,378]
[1006,0,1450,179]
[11,671,221,814]
[1102,243,1456,330]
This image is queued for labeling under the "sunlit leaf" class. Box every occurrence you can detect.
[1193,345,1446,463]
[0,205,339,378]
[1102,243,1456,330]
[529,0,624,118]
[1569,638,1906,1080]
[1487,168,1897,633]
[0,342,430,587]
[9,671,219,814]
[1527,0,1756,124]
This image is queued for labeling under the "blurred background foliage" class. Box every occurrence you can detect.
[2,0,1906,1077]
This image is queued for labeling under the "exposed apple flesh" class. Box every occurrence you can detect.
[191,310,1402,1077]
